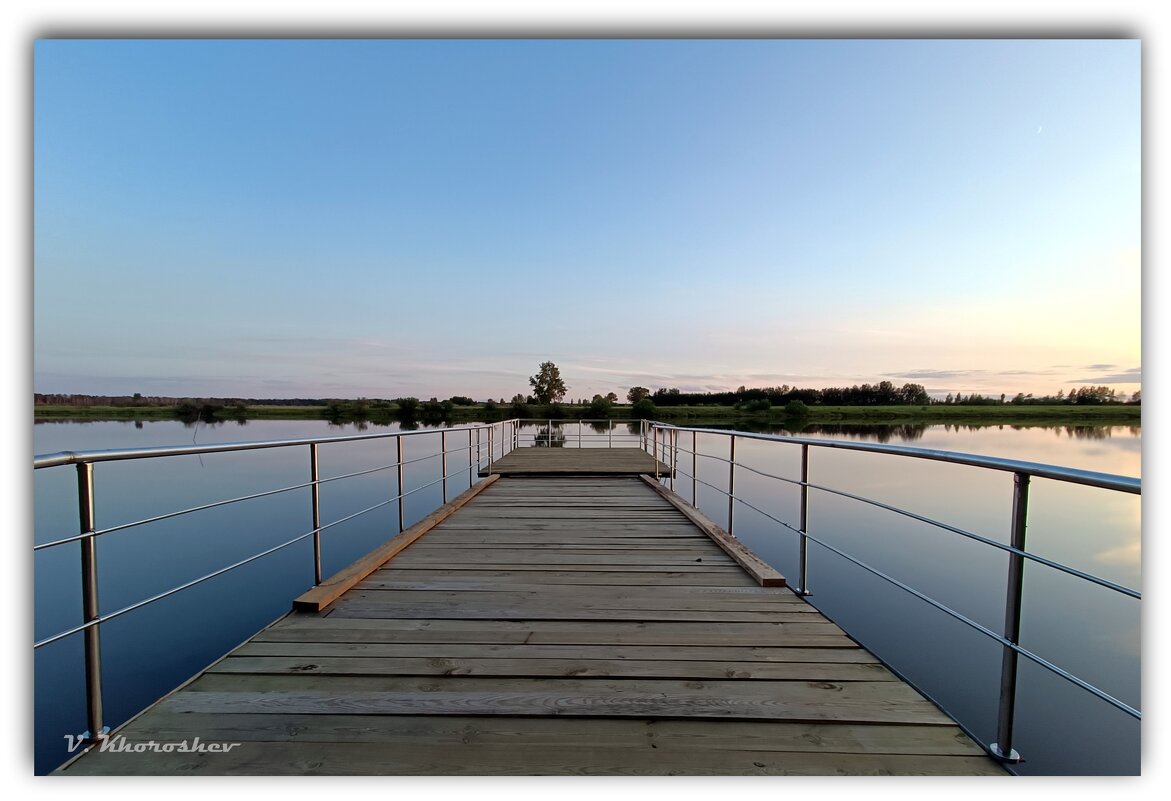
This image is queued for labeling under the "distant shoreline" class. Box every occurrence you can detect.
[32,403,1141,427]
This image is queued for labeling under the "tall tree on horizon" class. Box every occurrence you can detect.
[529,361,568,405]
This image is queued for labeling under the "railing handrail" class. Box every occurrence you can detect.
[33,420,516,469]
[642,419,1141,765]
[648,421,1140,494]
[33,417,520,747]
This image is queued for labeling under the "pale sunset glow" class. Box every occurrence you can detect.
[32,38,1140,402]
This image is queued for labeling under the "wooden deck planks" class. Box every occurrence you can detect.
[58,474,1002,776]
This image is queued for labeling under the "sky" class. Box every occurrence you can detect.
[32,38,1141,402]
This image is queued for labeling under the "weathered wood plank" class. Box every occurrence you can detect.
[389,553,738,566]
[170,674,956,726]
[266,615,856,644]
[352,568,762,586]
[114,710,990,756]
[338,588,815,612]
[60,739,1004,776]
[208,655,895,681]
[353,579,809,597]
[379,562,749,573]
[323,602,830,624]
[232,641,881,663]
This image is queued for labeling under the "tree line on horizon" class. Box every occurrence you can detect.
[33,381,1138,413]
[624,382,1137,408]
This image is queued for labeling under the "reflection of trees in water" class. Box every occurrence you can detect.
[532,425,566,447]
[675,420,1135,446]
[781,422,1133,445]
[588,420,612,434]
[181,418,225,430]
[1052,425,1119,440]
[768,421,928,443]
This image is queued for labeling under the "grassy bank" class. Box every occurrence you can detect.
[35,402,1140,426]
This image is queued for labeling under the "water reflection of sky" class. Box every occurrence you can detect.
[33,419,1140,775]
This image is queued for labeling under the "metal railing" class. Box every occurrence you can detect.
[36,414,1140,766]
[33,419,517,745]
[642,421,1140,764]
[511,418,643,448]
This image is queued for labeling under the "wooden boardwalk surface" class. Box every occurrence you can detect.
[481,446,671,476]
[58,475,1002,775]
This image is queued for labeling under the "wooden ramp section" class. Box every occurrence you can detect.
[58,477,1002,776]
[481,446,671,476]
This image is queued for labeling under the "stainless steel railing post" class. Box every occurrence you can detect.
[991,472,1030,763]
[309,443,322,585]
[653,426,660,480]
[797,443,811,596]
[76,462,107,743]
[468,428,474,487]
[441,431,448,504]
[396,435,405,532]
[728,434,737,535]
[608,420,613,448]
[692,431,698,505]
[669,428,676,492]
[488,426,494,473]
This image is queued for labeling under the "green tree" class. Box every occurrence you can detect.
[627,386,650,403]
[395,397,420,418]
[605,392,619,404]
[588,394,612,416]
[529,361,568,404]
[630,398,656,419]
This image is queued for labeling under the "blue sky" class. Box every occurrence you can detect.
[33,39,1141,401]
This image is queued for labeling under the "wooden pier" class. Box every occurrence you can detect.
[480,445,671,476]
[57,450,1002,775]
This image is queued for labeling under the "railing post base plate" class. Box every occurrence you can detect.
[82,727,110,745]
[988,743,1023,763]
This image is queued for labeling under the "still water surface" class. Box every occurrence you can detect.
[33,418,1140,775]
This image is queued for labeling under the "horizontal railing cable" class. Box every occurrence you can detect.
[33,474,320,551]
[33,440,489,552]
[34,468,466,650]
[649,425,1141,724]
[658,437,1140,599]
[797,526,1140,720]
[34,526,317,650]
[652,423,1140,494]
[33,423,505,470]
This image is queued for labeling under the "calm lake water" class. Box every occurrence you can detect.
[33,418,1141,775]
